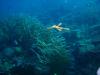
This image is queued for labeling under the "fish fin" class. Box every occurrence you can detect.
[58,22,62,26]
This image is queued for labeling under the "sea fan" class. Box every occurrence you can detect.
[0,15,72,75]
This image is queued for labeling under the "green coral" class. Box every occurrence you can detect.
[33,24,71,75]
[0,59,15,72]
[0,15,71,75]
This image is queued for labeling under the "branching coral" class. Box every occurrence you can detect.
[0,15,72,75]
[33,27,72,75]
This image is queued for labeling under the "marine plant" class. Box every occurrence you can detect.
[0,15,72,75]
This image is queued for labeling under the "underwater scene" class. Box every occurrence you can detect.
[0,0,100,75]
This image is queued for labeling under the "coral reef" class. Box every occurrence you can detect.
[0,16,72,75]
[0,15,100,75]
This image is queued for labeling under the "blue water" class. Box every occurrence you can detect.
[0,0,100,24]
[0,0,100,75]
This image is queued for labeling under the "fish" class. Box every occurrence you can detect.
[47,22,70,31]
